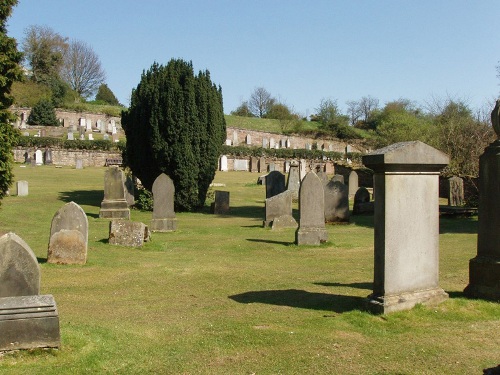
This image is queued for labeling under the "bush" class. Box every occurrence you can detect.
[27,98,59,126]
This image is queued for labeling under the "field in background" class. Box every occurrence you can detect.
[0,165,498,374]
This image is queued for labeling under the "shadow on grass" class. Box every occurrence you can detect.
[229,289,365,313]
[37,257,47,264]
[439,216,478,234]
[314,281,373,290]
[246,238,294,246]
[58,190,102,207]
[349,214,374,228]
[199,205,263,219]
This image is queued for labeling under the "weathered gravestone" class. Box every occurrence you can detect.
[464,100,500,300]
[263,190,297,229]
[352,187,373,215]
[316,170,328,184]
[220,155,228,172]
[234,159,248,171]
[286,160,300,200]
[258,157,266,173]
[109,220,151,247]
[47,202,88,265]
[124,175,135,207]
[324,179,350,223]
[35,149,43,165]
[299,159,307,181]
[295,172,328,245]
[75,158,83,169]
[17,180,28,196]
[44,148,53,165]
[265,171,286,199]
[348,170,359,198]
[67,131,74,140]
[150,173,176,232]
[331,174,344,184]
[211,190,230,215]
[0,233,60,351]
[99,166,131,219]
[250,156,259,172]
[448,176,464,206]
[268,162,276,172]
[362,141,449,314]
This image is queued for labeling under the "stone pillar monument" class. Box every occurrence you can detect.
[99,166,131,219]
[464,100,500,300]
[362,141,449,314]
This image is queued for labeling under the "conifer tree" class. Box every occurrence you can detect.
[122,59,226,211]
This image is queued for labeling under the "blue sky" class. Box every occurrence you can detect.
[7,1,500,116]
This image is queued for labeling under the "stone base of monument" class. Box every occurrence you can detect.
[366,288,449,314]
[99,200,130,219]
[295,227,328,246]
[0,294,60,351]
[269,215,297,230]
[150,218,177,232]
[464,256,500,300]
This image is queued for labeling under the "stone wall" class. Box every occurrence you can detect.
[13,148,121,168]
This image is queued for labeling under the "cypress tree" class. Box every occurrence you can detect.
[122,59,226,211]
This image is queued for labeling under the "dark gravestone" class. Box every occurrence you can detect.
[295,172,328,245]
[212,191,230,215]
[353,187,374,215]
[150,173,177,232]
[448,176,464,206]
[99,166,130,219]
[331,174,344,184]
[263,190,297,229]
[324,180,350,223]
[265,171,286,199]
[0,232,60,351]
[47,201,88,265]
[109,220,151,247]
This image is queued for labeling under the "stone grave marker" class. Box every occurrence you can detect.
[284,160,290,173]
[234,159,249,171]
[258,157,266,173]
[265,171,286,199]
[99,166,131,219]
[0,232,60,351]
[262,138,268,148]
[299,159,307,180]
[103,133,110,141]
[67,131,74,140]
[124,175,135,207]
[40,129,46,137]
[211,190,230,214]
[44,148,53,165]
[263,190,297,229]
[353,187,373,215]
[35,149,43,165]
[232,130,239,146]
[85,118,92,131]
[250,156,259,173]
[150,173,176,231]
[88,133,94,141]
[295,172,328,245]
[75,158,83,169]
[220,155,228,172]
[331,174,344,184]
[286,160,300,200]
[17,180,28,196]
[109,220,150,247]
[246,134,251,145]
[268,162,276,172]
[324,179,350,223]
[363,140,449,314]
[348,170,359,198]
[225,139,232,146]
[448,176,464,206]
[269,138,275,148]
[47,202,88,265]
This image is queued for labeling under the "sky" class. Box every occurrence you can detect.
[7,1,500,116]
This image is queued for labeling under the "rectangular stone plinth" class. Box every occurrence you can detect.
[99,199,130,219]
[150,218,177,232]
[366,288,449,314]
[0,294,60,351]
[295,227,328,246]
[464,256,500,301]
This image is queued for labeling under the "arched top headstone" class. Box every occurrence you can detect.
[50,201,88,241]
[299,172,325,228]
[152,173,175,219]
[0,232,40,297]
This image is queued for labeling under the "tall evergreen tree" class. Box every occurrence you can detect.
[95,83,120,105]
[0,0,23,204]
[122,59,226,211]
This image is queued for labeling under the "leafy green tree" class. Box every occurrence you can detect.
[27,98,59,126]
[265,102,299,132]
[230,101,254,117]
[122,59,226,211]
[0,0,23,203]
[95,83,120,105]
[313,98,358,139]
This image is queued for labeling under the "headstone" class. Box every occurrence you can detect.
[47,202,88,265]
[35,149,43,165]
[99,166,131,219]
[225,139,232,146]
[316,171,328,184]
[305,143,312,150]
[79,134,85,141]
[331,174,344,184]
[0,232,60,351]
[269,138,275,149]
[265,171,286,199]
[263,190,297,229]
[262,138,268,148]
[109,220,150,247]
[124,175,135,207]
[112,125,117,135]
[363,141,449,314]
[246,134,251,145]
[346,144,352,153]
[103,133,110,141]
[295,172,328,245]
[75,158,83,169]
[324,180,350,223]
[258,157,266,173]
[17,180,28,196]
[234,159,249,171]
[286,160,300,200]
[20,112,26,129]
[286,139,291,148]
[348,170,359,198]
[232,130,239,146]
[299,159,307,181]
[275,143,280,150]
[112,133,119,143]
[67,131,74,140]
[44,148,53,165]
[85,118,92,131]
[352,187,373,215]
[329,144,334,152]
[284,160,290,173]
[465,100,500,300]
[40,129,46,137]
[211,191,230,214]
[220,155,228,172]
[268,162,276,172]
[250,156,259,172]
[448,176,464,206]
[79,118,86,128]
[87,133,93,141]
[150,173,176,232]
[107,122,113,133]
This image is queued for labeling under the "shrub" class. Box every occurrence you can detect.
[27,99,59,126]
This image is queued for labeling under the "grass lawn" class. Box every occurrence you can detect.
[0,165,498,374]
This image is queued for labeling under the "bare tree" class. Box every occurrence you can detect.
[346,100,362,125]
[61,40,106,98]
[358,96,379,122]
[248,87,274,117]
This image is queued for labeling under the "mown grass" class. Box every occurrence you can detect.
[0,165,498,374]
[225,115,320,134]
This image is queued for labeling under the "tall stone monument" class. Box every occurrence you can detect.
[150,173,177,232]
[99,166,131,219]
[464,100,500,300]
[265,171,286,199]
[362,141,449,314]
[286,160,300,200]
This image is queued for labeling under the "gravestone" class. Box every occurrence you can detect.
[103,133,110,141]
[234,159,249,171]
[262,138,268,148]
[79,118,85,128]
[448,176,464,206]
[107,122,113,133]
[268,163,276,172]
[299,159,307,180]
[79,134,85,140]
[44,148,53,165]
[305,143,312,150]
[220,155,228,172]
[286,139,291,148]
[47,202,88,265]
[88,133,94,141]
[232,130,239,146]
[0,232,60,351]
[258,157,266,173]
[40,129,46,137]
[286,160,300,200]
[99,166,131,219]
[250,156,259,173]
[464,100,500,300]
[17,180,28,196]
[35,149,43,165]
[265,171,286,199]
[112,133,119,143]
[85,118,92,131]
[211,190,230,214]
[246,134,251,145]
[150,173,176,231]
[75,158,83,169]
[331,174,344,184]
[263,190,297,229]
[269,138,275,149]
[295,172,328,245]
[284,160,290,173]
[353,187,373,215]
[363,141,449,314]
[67,131,74,140]
[225,139,232,146]
[316,171,328,184]
[109,220,150,247]
[324,180,350,223]
[124,175,135,207]
[348,170,359,198]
